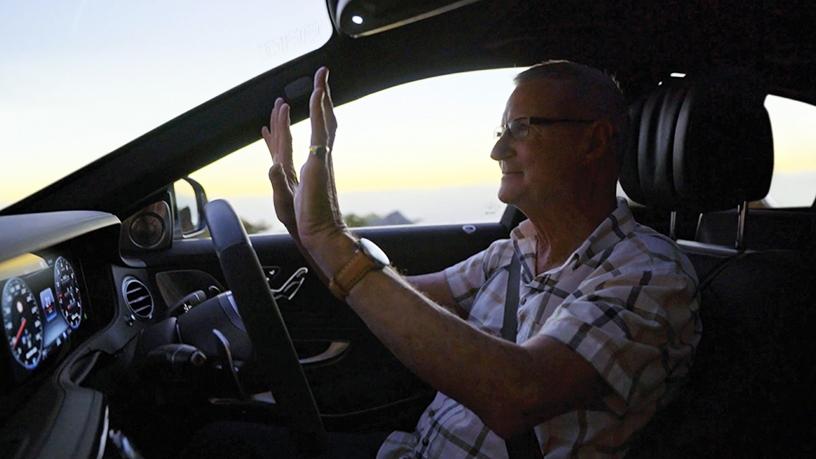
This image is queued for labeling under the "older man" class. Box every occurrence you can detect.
[262,61,700,458]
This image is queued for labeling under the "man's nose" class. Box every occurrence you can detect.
[490,134,512,160]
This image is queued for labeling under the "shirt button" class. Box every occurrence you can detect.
[422,438,430,446]
[520,298,526,305]
[428,409,436,416]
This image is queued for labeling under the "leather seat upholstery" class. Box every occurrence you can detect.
[621,70,815,457]
[621,69,773,212]
[697,207,816,252]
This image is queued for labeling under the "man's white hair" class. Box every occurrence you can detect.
[514,60,629,166]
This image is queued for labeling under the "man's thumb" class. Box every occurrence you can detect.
[268,164,288,190]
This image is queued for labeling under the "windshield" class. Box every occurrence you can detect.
[0,0,331,209]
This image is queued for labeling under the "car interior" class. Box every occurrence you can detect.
[1,1,814,458]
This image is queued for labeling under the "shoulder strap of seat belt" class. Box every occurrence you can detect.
[500,252,521,342]
[502,252,544,459]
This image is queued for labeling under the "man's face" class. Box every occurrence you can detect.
[490,79,593,212]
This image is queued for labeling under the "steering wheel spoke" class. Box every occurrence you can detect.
[204,199,327,455]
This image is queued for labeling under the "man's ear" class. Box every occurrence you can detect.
[582,119,615,165]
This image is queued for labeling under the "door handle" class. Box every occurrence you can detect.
[269,266,308,301]
[298,340,350,365]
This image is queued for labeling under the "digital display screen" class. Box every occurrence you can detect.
[40,288,57,322]
[42,309,69,354]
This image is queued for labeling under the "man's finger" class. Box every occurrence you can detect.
[271,97,283,128]
[274,98,286,133]
[279,103,293,146]
[310,88,327,147]
[322,69,336,119]
[268,163,287,187]
[262,125,280,167]
[299,146,331,215]
[263,98,285,159]
[317,68,340,211]
[268,164,295,203]
[321,68,336,121]
[323,83,338,148]
[276,103,297,185]
[276,103,291,151]
[270,97,283,143]
[310,68,329,147]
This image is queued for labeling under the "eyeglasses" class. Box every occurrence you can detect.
[494,116,596,140]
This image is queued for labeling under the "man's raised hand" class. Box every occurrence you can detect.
[261,68,339,237]
[262,97,298,233]
[295,67,347,249]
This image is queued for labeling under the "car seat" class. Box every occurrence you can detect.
[621,69,816,458]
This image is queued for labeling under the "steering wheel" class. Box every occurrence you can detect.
[204,199,327,455]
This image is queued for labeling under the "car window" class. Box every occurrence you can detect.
[0,0,331,210]
[190,68,521,234]
[763,95,816,207]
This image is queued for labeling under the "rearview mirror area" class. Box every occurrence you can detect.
[334,0,483,37]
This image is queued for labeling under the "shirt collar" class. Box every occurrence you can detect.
[510,198,636,279]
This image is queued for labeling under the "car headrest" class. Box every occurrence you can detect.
[620,70,773,212]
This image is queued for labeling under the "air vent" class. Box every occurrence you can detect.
[121,277,154,320]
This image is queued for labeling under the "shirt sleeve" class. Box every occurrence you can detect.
[537,256,701,411]
[443,238,512,314]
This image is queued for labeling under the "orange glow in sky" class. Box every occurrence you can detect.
[1,1,814,210]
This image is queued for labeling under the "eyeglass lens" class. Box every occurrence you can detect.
[494,119,529,139]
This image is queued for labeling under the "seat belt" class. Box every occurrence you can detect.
[502,252,544,459]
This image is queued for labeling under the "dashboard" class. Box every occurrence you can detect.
[2,207,279,458]
[0,210,123,459]
[1,252,85,378]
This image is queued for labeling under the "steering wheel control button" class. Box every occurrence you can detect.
[328,238,390,300]
[168,290,206,316]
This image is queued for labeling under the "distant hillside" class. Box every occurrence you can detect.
[344,210,413,227]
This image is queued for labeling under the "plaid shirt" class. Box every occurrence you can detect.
[378,199,701,458]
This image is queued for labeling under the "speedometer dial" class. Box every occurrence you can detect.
[2,277,44,369]
[54,257,82,329]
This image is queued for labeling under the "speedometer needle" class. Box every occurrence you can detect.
[12,318,27,349]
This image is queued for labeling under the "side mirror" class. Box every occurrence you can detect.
[119,177,209,255]
[172,177,208,238]
[333,0,482,37]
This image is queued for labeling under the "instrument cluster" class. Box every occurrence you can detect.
[1,254,84,372]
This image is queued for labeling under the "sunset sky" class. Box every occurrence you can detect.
[2,0,814,214]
